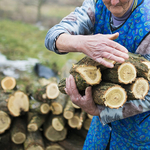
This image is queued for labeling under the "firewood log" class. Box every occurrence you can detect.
[126,52,150,81]
[59,64,102,94]
[50,93,67,115]
[1,76,16,90]
[71,102,80,109]
[29,97,49,114]
[52,114,66,131]
[43,114,67,142]
[87,114,93,119]
[0,111,11,134]
[8,91,29,117]
[68,112,80,129]
[11,116,27,144]
[102,62,137,84]
[123,77,149,100]
[63,98,75,119]
[92,82,127,108]
[24,130,45,150]
[27,113,47,132]
[77,110,87,130]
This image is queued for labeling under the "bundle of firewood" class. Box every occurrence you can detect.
[0,60,90,150]
[59,52,150,109]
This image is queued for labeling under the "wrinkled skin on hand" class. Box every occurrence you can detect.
[65,74,100,116]
[79,32,129,68]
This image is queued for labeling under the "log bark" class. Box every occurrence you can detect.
[27,113,47,132]
[59,65,101,94]
[24,130,45,150]
[63,98,75,119]
[68,112,80,129]
[52,114,66,131]
[8,91,29,117]
[102,62,137,84]
[0,111,11,134]
[123,77,149,100]
[92,82,127,109]
[29,97,50,114]
[77,110,87,130]
[44,114,67,142]
[11,116,27,144]
[125,52,150,81]
[50,93,67,115]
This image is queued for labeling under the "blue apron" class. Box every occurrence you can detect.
[83,0,150,149]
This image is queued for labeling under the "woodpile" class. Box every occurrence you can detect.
[0,59,90,150]
[58,52,150,109]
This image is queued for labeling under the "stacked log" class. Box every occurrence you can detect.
[0,60,88,150]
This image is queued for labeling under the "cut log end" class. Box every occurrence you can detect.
[71,102,80,109]
[46,83,59,99]
[104,85,127,109]
[118,62,136,84]
[75,65,101,85]
[52,118,64,131]
[1,76,16,90]
[27,124,38,132]
[41,103,50,114]
[8,91,29,117]
[51,103,63,115]
[12,132,26,144]
[46,145,65,150]
[63,111,74,120]
[0,111,11,134]
[68,115,80,128]
[132,78,149,99]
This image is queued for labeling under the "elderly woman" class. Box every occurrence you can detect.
[45,0,150,149]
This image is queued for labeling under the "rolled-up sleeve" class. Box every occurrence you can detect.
[45,0,96,53]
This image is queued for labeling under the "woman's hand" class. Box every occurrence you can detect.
[65,74,100,116]
[79,32,129,68]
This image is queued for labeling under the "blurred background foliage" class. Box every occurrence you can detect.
[0,0,84,70]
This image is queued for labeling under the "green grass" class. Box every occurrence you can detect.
[0,19,84,70]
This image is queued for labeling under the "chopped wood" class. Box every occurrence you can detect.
[27,114,47,132]
[24,130,45,150]
[92,82,127,109]
[123,77,149,100]
[63,98,75,119]
[50,93,67,115]
[29,97,49,114]
[102,62,137,84]
[52,115,66,131]
[11,116,26,144]
[8,91,29,117]
[0,111,11,134]
[68,112,80,129]
[87,114,93,119]
[71,102,80,109]
[77,111,87,130]
[1,76,16,90]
